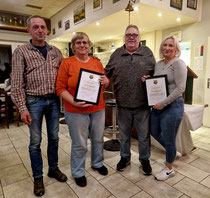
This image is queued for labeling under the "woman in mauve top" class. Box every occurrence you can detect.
[144,35,187,181]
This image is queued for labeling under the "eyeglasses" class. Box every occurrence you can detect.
[32,25,47,31]
[75,41,88,45]
[125,33,139,38]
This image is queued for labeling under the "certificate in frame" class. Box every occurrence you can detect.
[145,75,169,106]
[74,68,104,105]
[170,0,183,10]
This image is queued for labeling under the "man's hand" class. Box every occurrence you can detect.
[21,110,32,125]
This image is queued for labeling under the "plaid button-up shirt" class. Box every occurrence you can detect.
[11,41,63,114]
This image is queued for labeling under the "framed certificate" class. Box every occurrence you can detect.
[145,75,169,106]
[74,68,104,105]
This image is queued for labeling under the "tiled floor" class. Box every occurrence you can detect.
[0,120,210,198]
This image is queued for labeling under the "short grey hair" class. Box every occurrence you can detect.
[124,24,140,42]
[71,32,92,54]
[159,35,181,59]
[26,15,46,28]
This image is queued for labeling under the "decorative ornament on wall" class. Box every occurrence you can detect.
[187,0,197,10]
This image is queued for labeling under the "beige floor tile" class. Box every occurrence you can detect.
[70,175,111,198]
[200,175,210,188]
[0,137,11,147]
[0,143,16,157]
[12,138,29,149]
[119,162,146,183]
[104,155,121,167]
[132,191,152,198]
[7,130,28,141]
[192,148,210,161]
[0,152,22,169]
[100,173,141,198]
[180,195,190,198]
[173,160,209,182]
[3,178,36,198]
[45,182,77,198]
[0,164,30,187]
[190,158,210,173]
[174,177,210,198]
[59,141,71,155]
[136,176,183,198]
[179,153,198,164]
[194,142,210,151]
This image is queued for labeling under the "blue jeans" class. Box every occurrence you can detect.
[64,109,105,178]
[150,97,184,164]
[117,106,151,162]
[26,95,60,178]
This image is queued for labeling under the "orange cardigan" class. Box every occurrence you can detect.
[56,56,106,113]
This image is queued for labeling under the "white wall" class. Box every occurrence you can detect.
[49,0,201,40]
[162,0,209,105]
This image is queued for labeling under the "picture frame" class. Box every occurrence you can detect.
[73,3,85,25]
[74,68,104,105]
[93,0,102,11]
[113,0,120,4]
[170,0,183,10]
[65,20,70,30]
[187,0,197,10]
[58,20,62,29]
[145,75,169,106]
[52,28,55,35]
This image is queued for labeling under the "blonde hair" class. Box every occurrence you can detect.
[71,32,92,54]
[159,35,181,59]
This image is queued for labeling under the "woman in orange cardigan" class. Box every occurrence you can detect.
[56,32,109,187]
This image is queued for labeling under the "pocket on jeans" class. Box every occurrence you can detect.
[26,96,39,105]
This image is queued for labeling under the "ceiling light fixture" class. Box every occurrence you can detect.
[177,17,181,22]
[125,0,134,25]
[96,22,100,26]
[158,13,162,17]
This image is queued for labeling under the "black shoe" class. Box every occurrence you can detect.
[91,165,108,175]
[75,176,87,187]
[34,177,45,197]
[48,168,67,182]
[141,159,152,175]
[116,157,130,171]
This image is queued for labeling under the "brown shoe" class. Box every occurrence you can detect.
[48,168,67,182]
[34,177,45,197]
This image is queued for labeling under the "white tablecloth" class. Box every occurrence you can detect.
[151,104,205,155]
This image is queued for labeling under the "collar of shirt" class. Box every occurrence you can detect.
[28,39,52,51]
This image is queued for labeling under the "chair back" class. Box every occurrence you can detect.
[0,88,9,128]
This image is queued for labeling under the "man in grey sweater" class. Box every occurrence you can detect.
[105,25,155,175]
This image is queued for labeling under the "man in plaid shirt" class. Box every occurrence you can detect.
[11,15,67,197]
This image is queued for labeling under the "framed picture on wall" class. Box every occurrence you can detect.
[113,0,120,4]
[73,3,85,25]
[65,20,70,30]
[170,0,183,10]
[187,0,197,10]
[93,0,102,11]
[58,20,62,29]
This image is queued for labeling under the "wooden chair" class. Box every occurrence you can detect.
[0,88,20,128]
[0,88,9,128]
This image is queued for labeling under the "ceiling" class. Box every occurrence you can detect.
[0,0,197,44]
[0,0,75,18]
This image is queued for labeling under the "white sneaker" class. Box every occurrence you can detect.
[155,166,175,181]
[176,151,182,158]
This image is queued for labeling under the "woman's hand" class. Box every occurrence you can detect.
[72,101,93,108]
[153,103,164,110]
[141,75,151,82]
[99,75,109,88]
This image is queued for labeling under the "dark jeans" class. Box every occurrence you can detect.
[26,95,60,178]
[150,97,184,164]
